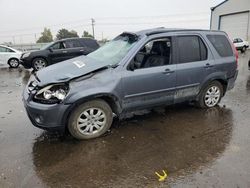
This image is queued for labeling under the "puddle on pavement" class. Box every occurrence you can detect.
[0,67,31,89]
[32,105,233,188]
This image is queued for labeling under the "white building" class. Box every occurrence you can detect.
[210,0,250,40]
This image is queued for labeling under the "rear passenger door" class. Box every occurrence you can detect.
[79,39,100,54]
[64,39,84,59]
[174,35,214,102]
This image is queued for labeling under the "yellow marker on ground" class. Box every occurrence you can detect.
[155,170,167,182]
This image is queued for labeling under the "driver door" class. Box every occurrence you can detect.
[121,37,177,111]
[0,46,11,63]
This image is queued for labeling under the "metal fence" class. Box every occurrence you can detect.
[7,43,49,51]
[5,40,107,52]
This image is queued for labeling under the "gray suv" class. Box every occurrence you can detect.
[23,28,238,140]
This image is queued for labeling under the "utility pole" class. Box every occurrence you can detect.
[91,18,95,39]
[12,36,15,44]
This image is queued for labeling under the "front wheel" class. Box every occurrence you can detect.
[197,81,223,108]
[32,58,47,71]
[68,99,113,140]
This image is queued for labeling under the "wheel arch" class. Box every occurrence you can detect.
[62,93,122,129]
[8,57,19,61]
[31,56,49,64]
[198,76,228,100]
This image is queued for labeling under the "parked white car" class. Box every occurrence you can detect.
[233,38,249,53]
[0,45,22,68]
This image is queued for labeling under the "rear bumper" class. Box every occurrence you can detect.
[227,70,238,91]
[236,45,249,50]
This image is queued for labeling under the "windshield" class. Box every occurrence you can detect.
[87,34,138,65]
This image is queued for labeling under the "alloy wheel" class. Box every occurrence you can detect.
[77,108,107,135]
[9,59,19,67]
[204,86,221,107]
[34,59,46,70]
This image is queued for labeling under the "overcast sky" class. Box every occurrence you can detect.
[0,0,223,44]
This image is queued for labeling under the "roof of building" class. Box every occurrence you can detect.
[211,0,229,11]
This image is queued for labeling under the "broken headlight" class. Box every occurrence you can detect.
[34,84,69,104]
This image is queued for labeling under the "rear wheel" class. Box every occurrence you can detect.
[197,81,223,108]
[241,46,246,53]
[32,58,47,71]
[8,58,19,68]
[68,99,113,140]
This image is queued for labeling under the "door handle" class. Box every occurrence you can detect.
[62,50,67,53]
[80,49,84,52]
[204,63,214,68]
[163,69,175,74]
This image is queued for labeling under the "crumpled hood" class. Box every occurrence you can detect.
[36,55,110,86]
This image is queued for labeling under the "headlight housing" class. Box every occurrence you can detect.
[22,52,30,58]
[34,84,69,104]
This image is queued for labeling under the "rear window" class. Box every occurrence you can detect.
[206,35,233,57]
[79,38,99,49]
[177,36,207,63]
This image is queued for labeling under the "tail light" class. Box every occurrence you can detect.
[233,45,239,68]
[229,40,238,68]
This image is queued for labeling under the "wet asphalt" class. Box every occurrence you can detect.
[0,52,250,188]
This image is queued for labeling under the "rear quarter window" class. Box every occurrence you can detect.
[206,34,233,57]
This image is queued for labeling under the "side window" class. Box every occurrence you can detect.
[238,38,243,43]
[51,42,66,50]
[51,42,60,50]
[233,39,238,43]
[177,36,207,63]
[80,39,99,49]
[130,37,172,69]
[6,48,14,53]
[199,38,208,61]
[207,35,233,57]
[0,47,7,52]
[65,40,81,48]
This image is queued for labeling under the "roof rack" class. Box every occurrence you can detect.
[145,28,214,36]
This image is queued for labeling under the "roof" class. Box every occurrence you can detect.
[211,0,228,11]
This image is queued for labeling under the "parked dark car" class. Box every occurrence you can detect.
[20,37,99,71]
[23,28,238,140]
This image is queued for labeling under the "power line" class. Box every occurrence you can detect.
[0,17,208,38]
[0,12,209,34]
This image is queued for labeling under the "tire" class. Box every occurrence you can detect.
[196,81,223,108]
[8,58,20,68]
[68,99,113,140]
[241,46,246,53]
[32,58,47,71]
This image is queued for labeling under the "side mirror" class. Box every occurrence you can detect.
[48,47,53,52]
